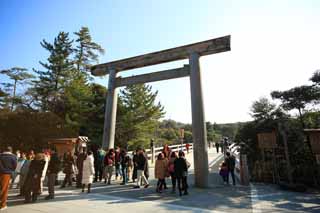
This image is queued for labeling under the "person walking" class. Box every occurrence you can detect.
[120,150,130,185]
[155,153,167,193]
[225,152,236,185]
[127,156,133,183]
[143,149,150,181]
[10,152,26,189]
[174,151,189,196]
[10,150,23,189]
[76,148,86,188]
[132,150,138,182]
[220,140,224,154]
[61,151,75,188]
[45,150,61,200]
[215,142,220,153]
[134,149,149,188]
[0,146,17,210]
[185,143,190,154]
[82,151,95,193]
[18,154,31,197]
[114,147,122,181]
[162,144,171,158]
[24,153,46,203]
[94,147,105,182]
[39,152,49,194]
[168,151,177,193]
[104,149,115,185]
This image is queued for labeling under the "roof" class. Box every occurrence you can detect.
[48,136,90,144]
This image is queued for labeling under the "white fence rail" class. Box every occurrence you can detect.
[142,143,193,161]
[228,143,240,174]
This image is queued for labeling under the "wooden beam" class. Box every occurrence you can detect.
[115,65,190,87]
[91,35,230,76]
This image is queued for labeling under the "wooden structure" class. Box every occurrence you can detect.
[304,129,320,154]
[257,131,280,183]
[48,136,89,158]
[257,132,277,149]
[91,35,231,188]
[304,129,320,165]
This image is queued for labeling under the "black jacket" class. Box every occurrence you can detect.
[136,153,146,170]
[226,155,236,170]
[174,157,188,178]
[47,153,61,174]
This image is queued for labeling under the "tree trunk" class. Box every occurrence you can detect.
[298,108,306,129]
[11,79,17,111]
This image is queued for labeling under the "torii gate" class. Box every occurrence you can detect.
[91,35,231,187]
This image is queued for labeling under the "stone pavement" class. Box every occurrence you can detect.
[4,148,320,212]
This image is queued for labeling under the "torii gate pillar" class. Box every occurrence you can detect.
[102,68,118,149]
[189,52,209,187]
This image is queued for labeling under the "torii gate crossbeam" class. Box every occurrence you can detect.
[91,35,231,188]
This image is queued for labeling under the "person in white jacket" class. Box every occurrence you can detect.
[81,151,95,193]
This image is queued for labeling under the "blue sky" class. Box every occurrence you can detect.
[1,0,320,123]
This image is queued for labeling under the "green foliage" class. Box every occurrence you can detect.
[34,31,74,114]
[80,83,107,145]
[74,26,105,77]
[250,97,276,121]
[0,67,34,111]
[271,85,319,128]
[116,84,165,150]
[0,111,76,151]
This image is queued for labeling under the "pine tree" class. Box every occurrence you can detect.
[116,84,165,149]
[0,87,8,109]
[74,26,104,77]
[34,31,74,115]
[0,67,34,111]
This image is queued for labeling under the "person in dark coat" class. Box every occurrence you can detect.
[215,142,220,153]
[45,150,61,200]
[133,149,149,188]
[174,151,189,196]
[143,149,149,180]
[94,148,105,182]
[132,151,138,182]
[225,152,236,185]
[24,153,46,203]
[76,148,86,188]
[61,151,75,188]
[120,150,130,185]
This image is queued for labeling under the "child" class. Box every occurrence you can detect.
[219,161,228,184]
[155,153,167,193]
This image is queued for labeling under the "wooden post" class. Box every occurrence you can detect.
[102,68,118,149]
[240,154,249,185]
[189,52,209,188]
[261,149,265,182]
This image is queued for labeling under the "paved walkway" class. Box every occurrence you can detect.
[5,148,320,212]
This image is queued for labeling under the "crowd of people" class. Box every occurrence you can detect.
[0,144,191,210]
